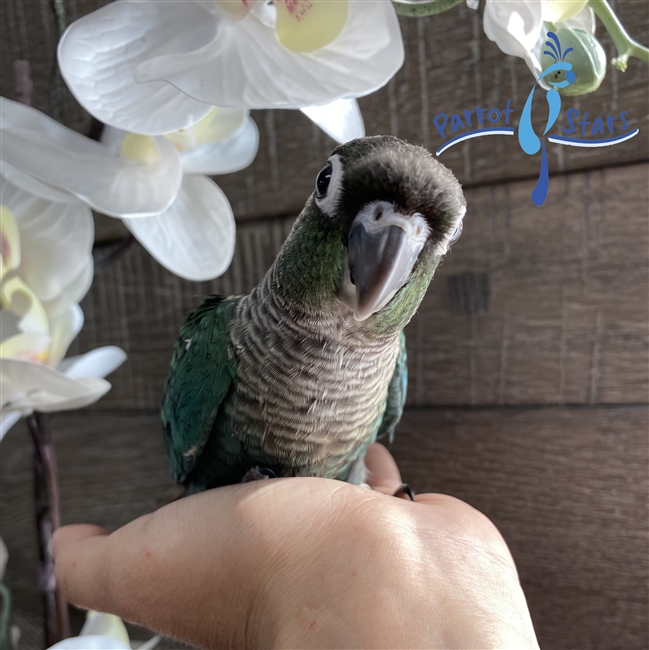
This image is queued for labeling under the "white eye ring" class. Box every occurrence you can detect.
[314,153,343,217]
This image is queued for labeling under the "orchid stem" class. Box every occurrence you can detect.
[13,61,34,107]
[588,0,649,70]
[391,0,465,18]
[27,414,70,648]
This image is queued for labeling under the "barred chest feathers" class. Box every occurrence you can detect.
[222,278,400,473]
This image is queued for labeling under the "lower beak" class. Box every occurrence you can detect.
[340,208,426,321]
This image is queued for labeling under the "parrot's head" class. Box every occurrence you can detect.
[277,135,466,333]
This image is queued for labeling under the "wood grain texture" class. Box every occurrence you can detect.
[67,163,649,410]
[1,1,647,224]
[390,406,649,650]
[1,408,646,648]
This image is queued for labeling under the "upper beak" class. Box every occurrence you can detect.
[339,202,428,321]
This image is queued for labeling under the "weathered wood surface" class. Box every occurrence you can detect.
[69,162,649,410]
[2,1,648,647]
[1,0,647,230]
[1,407,647,648]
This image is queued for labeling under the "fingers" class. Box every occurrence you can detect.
[52,525,111,612]
[51,482,338,648]
[364,443,403,495]
[53,522,145,617]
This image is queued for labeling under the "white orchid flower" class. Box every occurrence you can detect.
[0,97,257,281]
[0,179,127,440]
[57,0,404,142]
[48,611,160,650]
[0,537,7,581]
[483,0,594,79]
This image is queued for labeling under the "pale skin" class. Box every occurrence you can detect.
[52,444,540,650]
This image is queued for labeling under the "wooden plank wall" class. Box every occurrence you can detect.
[1,1,648,648]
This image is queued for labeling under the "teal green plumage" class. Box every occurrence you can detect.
[161,136,465,492]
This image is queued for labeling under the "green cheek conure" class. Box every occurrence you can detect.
[161,135,466,496]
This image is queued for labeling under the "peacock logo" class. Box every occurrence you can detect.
[432,31,639,207]
[519,32,576,206]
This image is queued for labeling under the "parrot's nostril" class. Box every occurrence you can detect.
[373,205,383,221]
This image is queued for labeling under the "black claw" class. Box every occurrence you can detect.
[393,483,415,501]
[241,466,278,483]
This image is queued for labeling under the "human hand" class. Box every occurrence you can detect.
[53,444,539,649]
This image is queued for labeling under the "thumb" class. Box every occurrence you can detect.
[51,490,261,646]
[52,524,112,612]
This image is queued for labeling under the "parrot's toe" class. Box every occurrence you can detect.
[241,466,278,482]
[156,484,188,509]
[392,483,415,501]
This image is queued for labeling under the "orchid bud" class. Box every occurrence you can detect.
[541,26,607,96]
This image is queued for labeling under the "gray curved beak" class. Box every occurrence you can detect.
[339,203,429,321]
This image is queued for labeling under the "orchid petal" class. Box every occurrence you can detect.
[483,0,543,59]
[46,304,84,368]
[0,331,51,364]
[165,107,248,152]
[542,0,589,24]
[134,0,403,109]
[57,346,127,380]
[0,357,111,413]
[57,2,214,135]
[180,117,259,175]
[0,276,50,361]
[1,276,48,334]
[1,177,93,302]
[300,98,364,144]
[1,162,78,204]
[43,259,94,319]
[1,99,183,218]
[275,0,348,53]
[0,205,21,281]
[0,537,7,580]
[0,410,21,442]
[48,636,130,650]
[122,175,235,281]
[80,612,130,646]
[213,0,255,22]
[562,6,596,34]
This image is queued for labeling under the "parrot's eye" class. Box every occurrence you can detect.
[449,221,463,244]
[315,162,333,199]
[314,154,343,217]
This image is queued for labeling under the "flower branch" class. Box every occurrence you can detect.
[588,0,649,70]
[392,0,465,18]
[27,413,70,647]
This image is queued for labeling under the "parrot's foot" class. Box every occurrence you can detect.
[156,484,187,509]
[241,466,278,483]
[393,483,415,501]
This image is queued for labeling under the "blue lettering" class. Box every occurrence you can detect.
[463,109,474,128]
[606,115,617,133]
[488,108,501,123]
[503,99,513,125]
[451,114,465,133]
[578,110,590,137]
[563,108,578,134]
[476,106,488,125]
[433,112,448,139]
[592,117,605,136]
[620,111,629,130]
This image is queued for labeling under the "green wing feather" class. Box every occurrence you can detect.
[377,330,408,444]
[161,295,238,483]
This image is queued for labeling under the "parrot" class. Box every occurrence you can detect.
[161,135,466,497]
